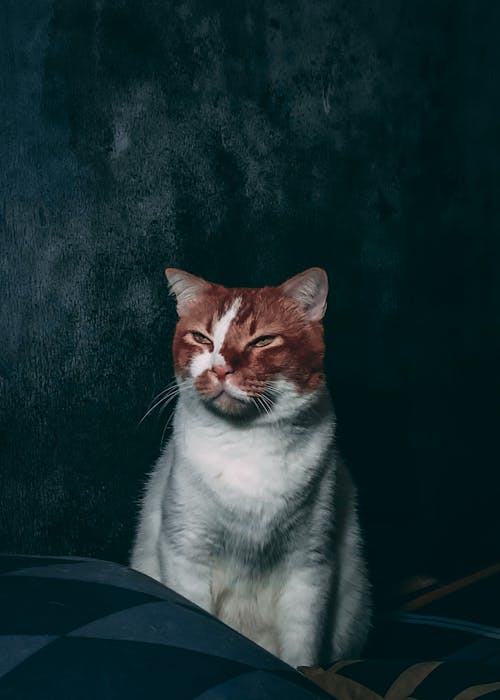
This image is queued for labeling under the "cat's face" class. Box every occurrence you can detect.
[167,268,328,420]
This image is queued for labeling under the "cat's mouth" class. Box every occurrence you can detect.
[209,389,247,416]
[194,373,266,419]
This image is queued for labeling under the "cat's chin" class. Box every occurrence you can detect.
[203,390,254,419]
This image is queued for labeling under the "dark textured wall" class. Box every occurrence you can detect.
[1,1,499,588]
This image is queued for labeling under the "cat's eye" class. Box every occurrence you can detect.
[190,331,212,345]
[249,335,277,348]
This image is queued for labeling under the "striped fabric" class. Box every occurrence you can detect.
[303,660,500,700]
[0,555,331,699]
[302,564,500,699]
[374,564,500,663]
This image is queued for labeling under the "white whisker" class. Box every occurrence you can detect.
[251,396,264,417]
[255,395,271,417]
[161,409,176,445]
[139,378,191,426]
[139,390,178,425]
[147,378,179,404]
[261,393,275,409]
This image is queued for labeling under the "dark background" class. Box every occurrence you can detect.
[1,0,499,603]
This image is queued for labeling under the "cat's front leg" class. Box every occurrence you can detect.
[276,565,331,668]
[159,543,212,613]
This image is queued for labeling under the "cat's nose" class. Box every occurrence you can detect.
[212,364,233,381]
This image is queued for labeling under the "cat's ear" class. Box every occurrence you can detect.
[165,268,212,316]
[279,268,328,321]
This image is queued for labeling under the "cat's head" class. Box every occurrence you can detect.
[166,268,328,421]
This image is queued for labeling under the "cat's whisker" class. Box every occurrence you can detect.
[139,396,172,426]
[158,381,191,416]
[262,392,275,406]
[161,409,176,445]
[140,388,180,420]
[156,392,182,417]
[258,399,270,417]
[139,380,191,426]
[251,396,264,418]
[259,393,275,413]
[256,395,271,418]
[153,382,193,444]
[158,396,178,416]
[146,380,179,405]
[148,378,179,404]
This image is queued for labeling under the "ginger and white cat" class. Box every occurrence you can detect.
[131,267,371,667]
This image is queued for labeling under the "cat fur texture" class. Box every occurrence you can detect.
[130,267,371,668]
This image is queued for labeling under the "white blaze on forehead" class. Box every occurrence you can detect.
[213,297,241,356]
[190,297,241,377]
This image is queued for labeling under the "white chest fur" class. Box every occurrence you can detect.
[173,395,334,512]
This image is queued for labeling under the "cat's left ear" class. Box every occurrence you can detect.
[165,268,212,316]
[279,267,328,321]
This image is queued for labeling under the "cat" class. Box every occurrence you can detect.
[130,267,371,668]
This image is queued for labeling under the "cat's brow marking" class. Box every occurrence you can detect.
[189,298,242,378]
[213,298,241,357]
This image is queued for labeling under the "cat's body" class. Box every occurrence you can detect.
[131,268,371,667]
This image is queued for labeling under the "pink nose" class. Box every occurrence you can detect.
[212,364,233,381]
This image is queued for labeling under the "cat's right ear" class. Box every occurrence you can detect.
[165,268,212,316]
